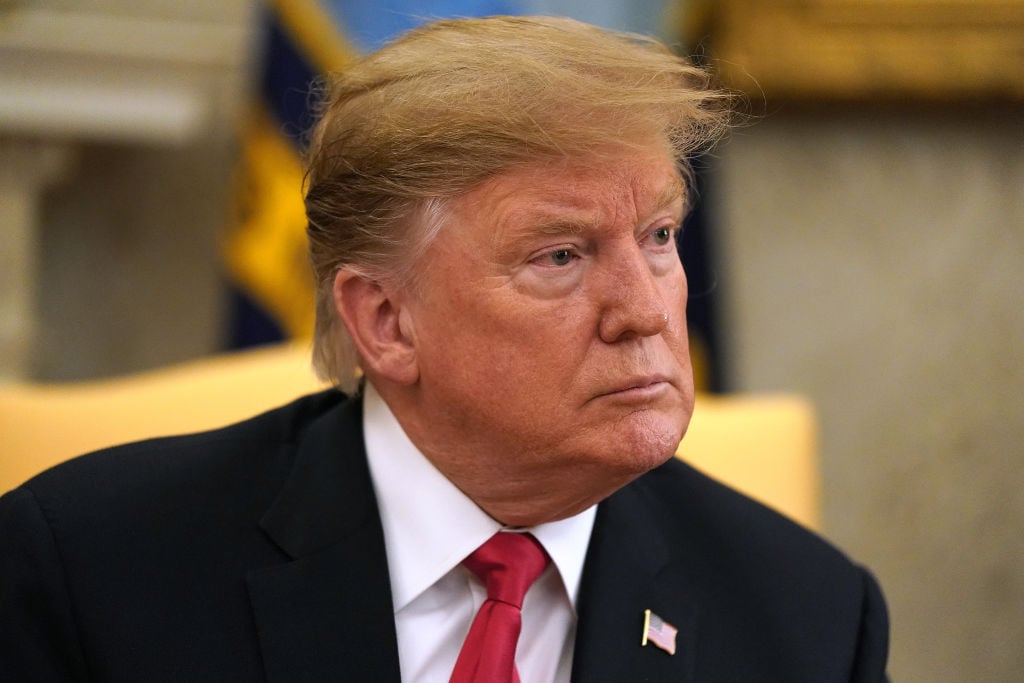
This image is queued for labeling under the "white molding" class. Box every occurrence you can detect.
[0,79,208,145]
[0,4,255,144]
[0,7,251,67]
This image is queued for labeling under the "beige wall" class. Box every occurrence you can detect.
[0,0,254,380]
[33,141,234,380]
[714,107,1024,682]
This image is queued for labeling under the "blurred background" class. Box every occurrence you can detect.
[2,1,1022,680]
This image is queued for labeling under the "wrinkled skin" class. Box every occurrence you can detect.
[338,145,695,526]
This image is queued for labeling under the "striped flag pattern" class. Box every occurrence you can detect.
[642,608,678,655]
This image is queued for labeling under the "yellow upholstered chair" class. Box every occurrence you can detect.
[0,344,325,494]
[0,345,819,530]
[680,394,820,530]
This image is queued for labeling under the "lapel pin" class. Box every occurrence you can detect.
[641,609,677,656]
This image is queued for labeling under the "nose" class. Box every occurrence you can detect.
[596,244,675,344]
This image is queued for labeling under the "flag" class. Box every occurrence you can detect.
[223,0,518,349]
[642,608,678,655]
[224,0,356,348]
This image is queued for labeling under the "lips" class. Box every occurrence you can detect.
[597,374,674,400]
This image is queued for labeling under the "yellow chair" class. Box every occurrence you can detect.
[0,344,325,493]
[679,394,820,530]
[0,345,819,530]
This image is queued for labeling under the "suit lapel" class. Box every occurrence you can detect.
[246,395,402,683]
[571,476,698,683]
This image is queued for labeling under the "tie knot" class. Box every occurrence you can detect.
[463,532,549,608]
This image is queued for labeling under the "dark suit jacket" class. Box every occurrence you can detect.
[0,391,888,682]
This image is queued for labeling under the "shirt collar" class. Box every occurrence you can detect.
[362,382,596,613]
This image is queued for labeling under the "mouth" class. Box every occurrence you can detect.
[596,375,674,402]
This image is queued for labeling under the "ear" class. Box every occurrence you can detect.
[332,268,419,385]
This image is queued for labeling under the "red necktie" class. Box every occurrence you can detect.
[450,532,550,683]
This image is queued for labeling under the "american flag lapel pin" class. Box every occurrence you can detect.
[641,609,677,656]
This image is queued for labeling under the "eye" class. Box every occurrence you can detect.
[527,245,581,271]
[549,248,574,266]
[650,227,673,246]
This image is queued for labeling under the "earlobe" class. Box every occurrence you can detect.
[333,269,419,385]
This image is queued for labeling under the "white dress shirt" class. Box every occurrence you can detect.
[363,383,596,683]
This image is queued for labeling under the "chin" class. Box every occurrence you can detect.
[602,410,685,476]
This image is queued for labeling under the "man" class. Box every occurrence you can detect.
[0,16,889,682]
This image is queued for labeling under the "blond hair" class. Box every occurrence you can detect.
[305,15,733,391]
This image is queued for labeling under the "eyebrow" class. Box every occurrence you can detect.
[656,176,687,215]
[529,217,590,236]
[494,173,689,250]
[527,176,687,235]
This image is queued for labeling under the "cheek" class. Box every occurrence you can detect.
[664,269,691,339]
[453,307,591,414]
[415,289,570,380]
[675,261,690,308]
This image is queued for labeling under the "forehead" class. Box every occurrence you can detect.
[451,147,686,235]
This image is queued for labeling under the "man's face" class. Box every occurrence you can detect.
[396,145,694,524]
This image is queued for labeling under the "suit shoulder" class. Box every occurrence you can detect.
[16,389,350,525]
[635,457,860,578]
[616,458,890,679]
